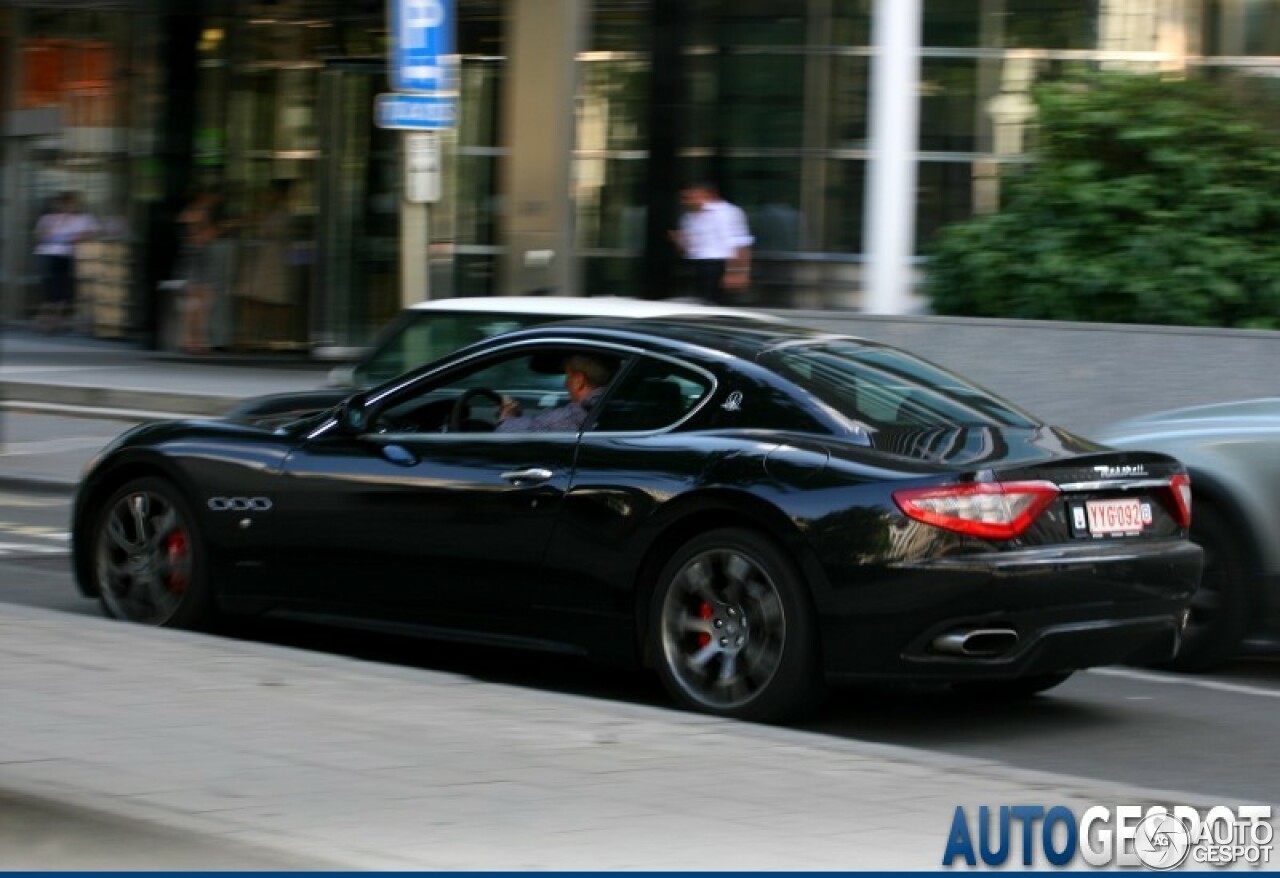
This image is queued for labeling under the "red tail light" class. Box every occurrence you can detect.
[1169,473,1192,528]
[893,480,1060,540]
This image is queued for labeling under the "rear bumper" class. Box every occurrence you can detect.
[893,613,1182,680]
[820,539,1202,681]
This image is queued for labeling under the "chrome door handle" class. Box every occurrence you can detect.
[500,467,554,485]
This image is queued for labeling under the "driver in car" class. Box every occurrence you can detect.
[496,354,614,433]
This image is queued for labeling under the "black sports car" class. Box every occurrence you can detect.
[72,318,1202,721]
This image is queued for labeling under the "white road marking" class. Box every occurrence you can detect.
[0,541,68,556]
[1090,666,1280,699]
[0,524,72,557]
[0,494,69,509]
[0,365,131,375]
[0,527,69,540]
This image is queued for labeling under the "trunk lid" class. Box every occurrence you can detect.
[991,450,1190,546]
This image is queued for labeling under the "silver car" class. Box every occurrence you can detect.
[1093,398,1280,669]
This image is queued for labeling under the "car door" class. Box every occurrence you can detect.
[535,354,721,649]
[272,341,629,638]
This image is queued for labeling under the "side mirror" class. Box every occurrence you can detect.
[337,396,370,434]
[328,364,358,388]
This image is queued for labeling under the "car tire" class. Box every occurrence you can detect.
[648,527,823,722]
[953,672,1073,701]
[1164,500,1249,672]
[91,476,215,629]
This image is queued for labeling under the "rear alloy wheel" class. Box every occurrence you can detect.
[93,477,214,628]
[1165,501,1248,671]
[650,528,822,722]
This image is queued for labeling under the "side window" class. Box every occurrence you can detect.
[461,354,562,396]
[372,345,623,435]
[592,357,712,433]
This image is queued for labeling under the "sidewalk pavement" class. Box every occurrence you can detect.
[1,328,330,493]
[0,602,1230,870]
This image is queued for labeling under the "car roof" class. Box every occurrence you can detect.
[404,295,779,322]
[482,315,861,363]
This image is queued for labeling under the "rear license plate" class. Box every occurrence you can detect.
[1081,498,1152,536]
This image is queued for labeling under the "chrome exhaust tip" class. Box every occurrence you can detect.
[932,628,1019,657]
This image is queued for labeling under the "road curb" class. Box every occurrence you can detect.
[2,399,195,423]
[1,381,234,418]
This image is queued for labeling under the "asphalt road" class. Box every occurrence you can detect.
[4,487,1278,808]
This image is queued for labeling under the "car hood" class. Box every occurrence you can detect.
[222,389,352,426]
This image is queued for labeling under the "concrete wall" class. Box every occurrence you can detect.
[779,311,1279,437]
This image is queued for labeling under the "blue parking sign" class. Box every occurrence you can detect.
[374,93,458,130]
[390,0,455,92]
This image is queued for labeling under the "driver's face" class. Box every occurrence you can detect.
[564,368,590,403]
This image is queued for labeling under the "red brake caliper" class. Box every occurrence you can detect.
[698,601,714,648]
[165,530,189,593]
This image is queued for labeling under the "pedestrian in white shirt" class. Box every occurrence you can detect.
[33,192,99,334]
[670,182,753,304]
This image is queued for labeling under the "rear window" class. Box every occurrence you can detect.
[592,356,713,432]
[356,312,549,385]
[761,341,1037,432]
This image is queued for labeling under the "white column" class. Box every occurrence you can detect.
[499,0,589,297]
[862,0,922,314]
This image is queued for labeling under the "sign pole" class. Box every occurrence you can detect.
[401,130,440,306]
[401,156,430,307]
[385,0,455,306]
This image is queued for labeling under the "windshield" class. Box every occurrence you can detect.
[355,311,551,385]
[761,341,1038,433]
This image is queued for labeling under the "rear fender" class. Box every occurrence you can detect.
[630,489,832,663]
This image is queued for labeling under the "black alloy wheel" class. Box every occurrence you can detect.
[650,528,823,722]
[93,477,214,628]
[1164,501,1248,671]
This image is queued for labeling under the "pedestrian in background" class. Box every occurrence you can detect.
[32,192,99,333]
[235,179,294,350]
[175,185,227,354]
[670,182,753,305]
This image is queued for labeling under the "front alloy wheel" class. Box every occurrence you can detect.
[94,477,213,628]
[651,528,822,722]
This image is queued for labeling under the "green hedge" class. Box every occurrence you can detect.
[926,72,1280,329]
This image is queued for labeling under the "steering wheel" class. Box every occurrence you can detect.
[449,387,504,432]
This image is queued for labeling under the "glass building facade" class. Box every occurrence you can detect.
[1,0,1278,351]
